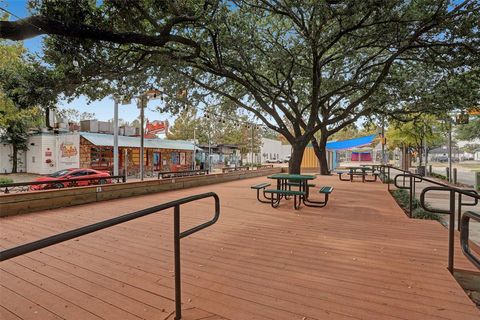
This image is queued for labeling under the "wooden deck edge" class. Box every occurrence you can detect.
[0,168,281,217]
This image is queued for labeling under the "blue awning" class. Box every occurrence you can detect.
[326,134,377,150]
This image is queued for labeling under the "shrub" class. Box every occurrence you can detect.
[430,172,448,181]
[390,189,440,221]
[0,177,14,185]
[411,208,442,221]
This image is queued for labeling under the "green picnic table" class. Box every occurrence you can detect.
[264,173,331,209]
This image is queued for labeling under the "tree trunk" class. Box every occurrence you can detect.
[12,144,18,173]
[289,140,308,174]
[311,135,330,175]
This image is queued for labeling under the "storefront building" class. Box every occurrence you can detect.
[2,132,194,175]
[80,132,194,175]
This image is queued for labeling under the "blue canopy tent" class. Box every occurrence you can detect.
[326,134,377,169]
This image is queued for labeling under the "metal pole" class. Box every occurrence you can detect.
[124,149,128,178]
[409,175,413,218]
[251,125,254,165]
[192,128,196,171]
[140,96,145,181]
[457,193,462,231]
[173,205,182,320]
[448,119,452,183]
[113,99,119,176]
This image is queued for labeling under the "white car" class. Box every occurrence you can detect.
[283,155,291,163]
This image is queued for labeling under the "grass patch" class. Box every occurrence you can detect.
[390,189,441,221]
[0,177,14,185]
[430,172,448,181]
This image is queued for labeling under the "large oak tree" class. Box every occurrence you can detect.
[1,0,479,173]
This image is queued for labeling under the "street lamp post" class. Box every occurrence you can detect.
[138,96,146,181]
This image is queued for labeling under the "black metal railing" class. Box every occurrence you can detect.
[0,174,126,194]
[460,211,480,269]
[158,169,208,179]
[0,192,220,320]
[381,165,480,274]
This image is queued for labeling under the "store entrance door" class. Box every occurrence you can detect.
[153,152,161,171]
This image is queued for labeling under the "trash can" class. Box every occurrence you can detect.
[417,166,426,176]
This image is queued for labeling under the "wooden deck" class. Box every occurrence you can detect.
[0,175,478,320]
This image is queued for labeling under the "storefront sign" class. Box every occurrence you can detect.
[146,120,169,134]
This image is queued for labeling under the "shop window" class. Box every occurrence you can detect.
[180,152,186,165]
[91,147,113,169]
[171,152,180,165]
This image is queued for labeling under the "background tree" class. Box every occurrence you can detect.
[455,117,480,141]
[0,40,49,173]
[167,106,262,157]
[0,95,42,173]
[57,108,96,123]
[386,115,446,166]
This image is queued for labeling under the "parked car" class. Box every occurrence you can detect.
[30,168,111,190]
[283,155,291,163]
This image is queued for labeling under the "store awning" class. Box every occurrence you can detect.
[326,134,377,151]
[80,132,195,151]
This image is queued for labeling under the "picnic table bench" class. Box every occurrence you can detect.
[251,173,334,209]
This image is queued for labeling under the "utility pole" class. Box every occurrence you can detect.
[113,98,119,176]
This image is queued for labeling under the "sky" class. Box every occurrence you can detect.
[1,0,173,124]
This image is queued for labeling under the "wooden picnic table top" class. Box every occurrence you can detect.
[267,173,316,180]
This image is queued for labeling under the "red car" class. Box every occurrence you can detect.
[30,168,111,190]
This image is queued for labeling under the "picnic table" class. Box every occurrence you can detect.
[261,173,332,209]
[337,166,379,182]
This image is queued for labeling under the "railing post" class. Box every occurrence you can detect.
[173,205,182,320]
[409,175,413,217]
[445,167,449,180]
[387,166,390,191]
[457,193,462,231]
[448,189,455,274]
[453,168,457,184]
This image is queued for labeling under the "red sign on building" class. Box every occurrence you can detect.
[146,120,169,135]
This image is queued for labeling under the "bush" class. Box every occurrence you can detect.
[0,177,14,185]
[430,172,447,181]
[411,208,442,221]
[390,189,440,221]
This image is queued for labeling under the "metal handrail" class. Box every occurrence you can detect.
[0,192,220,320]
[383,165,480,273]
[460,211,480,269]
[158,169,208,179]
[0,174,126,194]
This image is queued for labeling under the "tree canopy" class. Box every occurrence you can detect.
[1,1,479,173]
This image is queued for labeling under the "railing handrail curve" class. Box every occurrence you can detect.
[0,192,220,320]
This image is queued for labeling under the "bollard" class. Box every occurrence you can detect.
[453,168,457,184]
[446,167,449,180]
[428,165,432,176]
